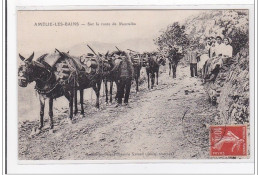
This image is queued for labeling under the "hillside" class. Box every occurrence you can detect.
[184,10,249,55]
[184,10,250,124]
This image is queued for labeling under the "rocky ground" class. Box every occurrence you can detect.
[19,65,221,160]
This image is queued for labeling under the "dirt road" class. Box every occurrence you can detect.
[19,66,219,160]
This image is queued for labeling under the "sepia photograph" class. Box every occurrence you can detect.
[17,9,251,160]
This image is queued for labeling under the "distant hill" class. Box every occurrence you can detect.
[67,38,157,56]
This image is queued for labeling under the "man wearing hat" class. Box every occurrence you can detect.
[113,51,134,107]
[186,45,199,77]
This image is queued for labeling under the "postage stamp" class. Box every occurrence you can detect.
[210,125,247,156]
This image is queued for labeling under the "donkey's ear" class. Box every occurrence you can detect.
[27,52,34,62]
[105,51,109,57]
[19,54,26,61]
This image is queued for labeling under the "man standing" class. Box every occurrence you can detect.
[187,45,199,77]
[116,51,134,107]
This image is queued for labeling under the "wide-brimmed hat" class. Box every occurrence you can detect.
[86,53,94,57]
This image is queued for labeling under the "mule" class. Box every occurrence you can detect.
[130,53,144,92]
[168,47,184,78]
[72,53,103,117]
[18,51,77,133]
[102,52,120,104]
[145,53,166,89]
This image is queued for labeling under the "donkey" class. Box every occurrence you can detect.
[18,51,77,133]
[168,47,184,78]
[145,52,166,89]
[103,50,136,104]
[130,53,145,93]
[72,53,103,117]
[102,51,120,104]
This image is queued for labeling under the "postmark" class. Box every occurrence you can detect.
[210,125,247,156]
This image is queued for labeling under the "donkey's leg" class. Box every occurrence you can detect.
[69,89,74,120]
[64,91,73,123]
[80,89,84,117]
[115,81,119,101]
[172,64,175,78]
[39,95,45,130]
[156,69,159,85]
[135,67,140,92]
[151,72,155,89]
[147,70,150,89]
[136,75,139,92]
[49,97,54,129]
[74,88,78,115]
[93,80,101,108]
[110,81,113,103]
[169,63,171,76]
[104,80,108,103]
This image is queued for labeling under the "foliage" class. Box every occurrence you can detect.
[210,45,249,124]
[154,10,249,58]
[154,22,189,55]
[155,10,250,124]
[184,10,249,55]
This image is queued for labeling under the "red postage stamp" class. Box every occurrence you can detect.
[210,125,247,156]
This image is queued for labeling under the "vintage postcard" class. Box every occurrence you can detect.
[17,9,251,161]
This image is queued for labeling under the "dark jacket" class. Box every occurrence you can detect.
[118,55,134,78]
[110,54,134,79]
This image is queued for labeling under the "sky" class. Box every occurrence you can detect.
[17,10,203,57]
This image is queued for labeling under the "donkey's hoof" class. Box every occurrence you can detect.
[66,118,73,124]
[30,127,41,137]
[94,108,100,112]
[106,102,112,106]
[49,129,54,134]
[49,125,54,130]
[29,128,37,138]
[80,114,85,118]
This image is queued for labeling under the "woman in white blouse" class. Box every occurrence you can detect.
[221,37,233,63]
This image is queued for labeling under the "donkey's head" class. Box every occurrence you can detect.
[18,52,35,87]
[140,53,149,67]
[108,51,123,66]
[158,55,166,66]
[174,46,184,57]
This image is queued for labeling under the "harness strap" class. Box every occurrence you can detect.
[35,82,58,94]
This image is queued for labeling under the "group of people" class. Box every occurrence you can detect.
[186,36,233,79]
[110,36,234,107]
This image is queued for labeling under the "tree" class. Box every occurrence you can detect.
[154,22,189,56]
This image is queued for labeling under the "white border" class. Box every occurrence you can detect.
[15,0,254,6]
[6,2,256,175]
